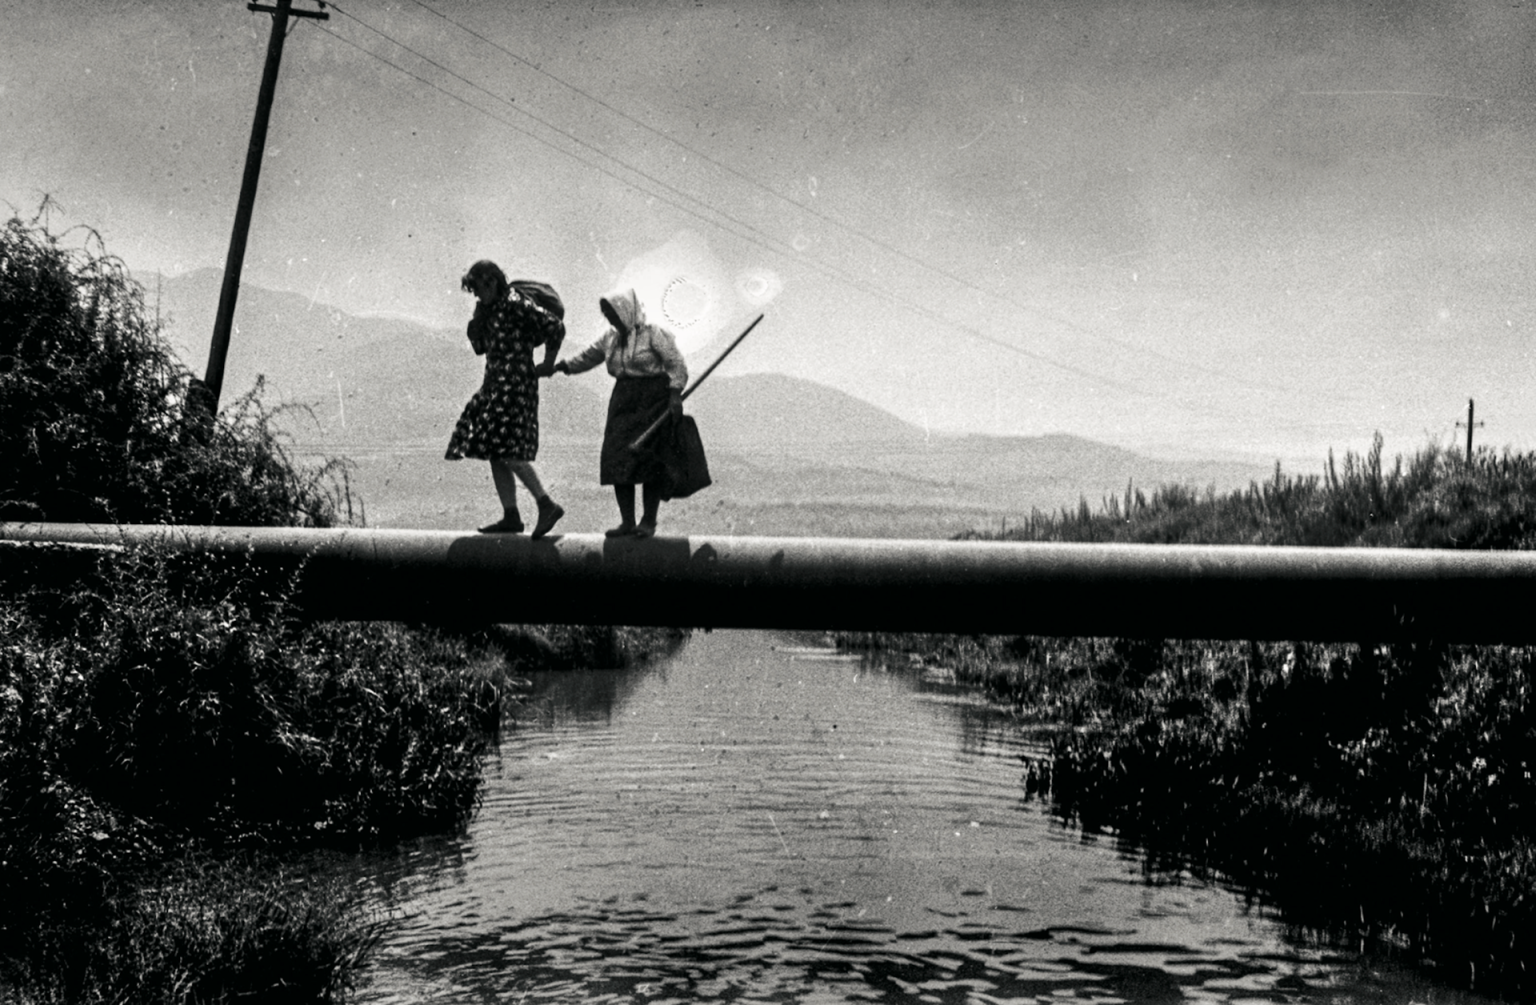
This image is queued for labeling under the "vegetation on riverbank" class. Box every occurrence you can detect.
[961,432,1536,550]
[1,548,682,1002]
[0,203,353,528]
[841,438,1536,1000]
[0,208,685,1002]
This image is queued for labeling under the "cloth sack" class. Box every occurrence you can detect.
[511,279,565,320]
[658,414,712,500]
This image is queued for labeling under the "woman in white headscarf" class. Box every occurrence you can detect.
[555,289,687,537]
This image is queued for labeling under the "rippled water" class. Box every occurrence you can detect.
[352,630,1485,1004]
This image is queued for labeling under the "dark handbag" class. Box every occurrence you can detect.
[658,414,711,500]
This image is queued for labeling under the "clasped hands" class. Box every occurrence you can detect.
[535,360,585,380]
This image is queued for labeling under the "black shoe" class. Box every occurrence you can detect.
[478,513,524,534]
[531,497,565,539]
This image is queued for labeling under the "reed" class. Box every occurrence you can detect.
[960,434,1536,550]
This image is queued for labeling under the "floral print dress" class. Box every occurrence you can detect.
[444,291,562,462]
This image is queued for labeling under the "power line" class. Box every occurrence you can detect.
[320,10,817,271]
[314,14,1177,400]
[394,0,1287,396]
[313,9,1347,434]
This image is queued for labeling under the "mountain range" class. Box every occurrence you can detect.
[148,269,1276,535]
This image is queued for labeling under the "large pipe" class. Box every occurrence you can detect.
[3,523,1534,642]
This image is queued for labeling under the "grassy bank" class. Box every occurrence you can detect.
[959,432,1536,550]
[1,547,685,1002]
[0,207,687,1001]
[841,438,1536,1000]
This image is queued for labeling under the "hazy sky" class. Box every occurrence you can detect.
[4,0,1534,465]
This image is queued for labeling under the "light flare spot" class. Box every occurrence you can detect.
[662,277,710,329]
[734,269,782,307]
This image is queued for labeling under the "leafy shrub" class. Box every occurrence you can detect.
[1,854,384,1005]
[0,206,352,526]
[0,547,500,1002]
[5,547,498,846]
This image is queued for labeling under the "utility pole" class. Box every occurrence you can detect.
[1455,398,1484,464]
[191,0,328,420]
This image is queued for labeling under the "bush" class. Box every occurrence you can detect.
[1,854,385,1005]
[0,546,500,1002]
[4,548,499,848]
[0,205,353,526]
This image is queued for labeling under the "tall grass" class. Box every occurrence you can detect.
[1,855,385,1004]
[0,545,502,1002]
[0,205,353,526]
[1029,638,1536,1000]
[966,433,1536,550]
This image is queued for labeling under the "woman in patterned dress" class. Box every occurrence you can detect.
[445,259,566,537]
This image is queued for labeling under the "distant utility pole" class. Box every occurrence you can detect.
[192,0,329,419]
[1455,398,1484,464]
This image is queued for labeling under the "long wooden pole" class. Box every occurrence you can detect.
[629,314,764,450]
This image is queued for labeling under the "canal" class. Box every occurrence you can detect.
[352,628,1485,1003]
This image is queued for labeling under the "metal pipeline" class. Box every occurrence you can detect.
[3,522,1534,641]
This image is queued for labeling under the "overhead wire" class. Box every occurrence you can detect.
[397,0,1292,397]
[316,7,1185,402]
[311,4,1357,436]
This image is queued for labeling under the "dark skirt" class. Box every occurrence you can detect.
[600,375,670,485]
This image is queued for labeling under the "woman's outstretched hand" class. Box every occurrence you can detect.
[534,360,556,378]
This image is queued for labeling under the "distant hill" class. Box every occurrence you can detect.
[151,267,453,363]
[145,271,1276,525]
[687,374,1273,512]
[689,372,925,451]
[149,268,607,444]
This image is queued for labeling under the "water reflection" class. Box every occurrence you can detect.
[508,654,667,732]
[353,630,1487,1004]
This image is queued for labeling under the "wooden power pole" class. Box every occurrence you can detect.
[1456,398,1484,464]
[193,0,329,418]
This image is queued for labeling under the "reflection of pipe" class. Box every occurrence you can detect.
[7,522,1536,641]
